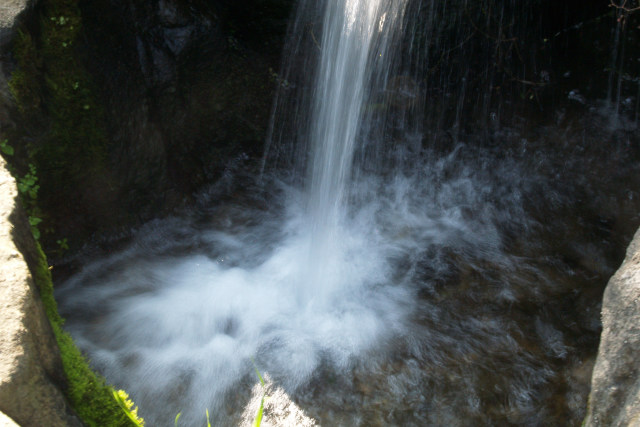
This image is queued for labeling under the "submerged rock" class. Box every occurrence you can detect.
[585,227,640,426]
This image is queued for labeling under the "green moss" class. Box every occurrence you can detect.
[8,31,42,118]
[35,0,110,184]
[8,0,117,248]
[32,241,142,426]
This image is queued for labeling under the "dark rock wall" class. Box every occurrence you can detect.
[78,0,291,216]
[4,0,294,253]
[77,0,294,225]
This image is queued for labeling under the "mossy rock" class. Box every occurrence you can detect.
[34,245,142,426]
[8,177,140,426]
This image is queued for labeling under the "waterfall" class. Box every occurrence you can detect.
[301,0,408,297]
[54,0,639,425]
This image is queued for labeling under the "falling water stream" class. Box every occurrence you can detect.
[302,0,407,299]
[57,1,640,425]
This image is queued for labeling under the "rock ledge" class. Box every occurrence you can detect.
[0,158,80,426]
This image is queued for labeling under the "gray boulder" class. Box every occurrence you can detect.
[585,227,640,426]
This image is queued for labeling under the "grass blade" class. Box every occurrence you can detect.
[253,396,265,427]
[251,358,265,387]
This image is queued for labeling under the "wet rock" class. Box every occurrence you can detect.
[158,0,190,26]
[585,227,640,426]
[0,158,81,426]
[126,1,214,86]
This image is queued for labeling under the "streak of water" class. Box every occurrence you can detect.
[303,0,407,299]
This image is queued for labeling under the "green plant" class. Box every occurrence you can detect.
[50,15,70,27]
[16,163,44,239]
[0,139,14,156]
[17,163,39,200]
[56,237,69,250]
[28,216,43,240]
[52,237,70,257]
[252,360,266,427]
[254,394,264,427]
[113,390,144,426]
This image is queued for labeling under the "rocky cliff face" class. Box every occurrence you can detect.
[0,3,78,424]
[585,228,640,426]
[0,157,81,426]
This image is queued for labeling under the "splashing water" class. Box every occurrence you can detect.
[60,1,418,424]
[56,0,640,425]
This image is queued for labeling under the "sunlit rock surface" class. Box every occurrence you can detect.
[586,227,640,426]
[241,375,317,427]
[0,0,31,127]
[0,159,80,427]
[0,411,19,426]
[0,0,31,48]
